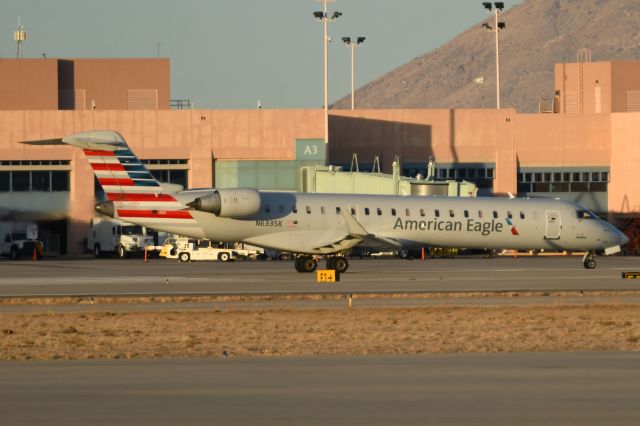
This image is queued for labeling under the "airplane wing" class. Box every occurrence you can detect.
[310,211,403,254]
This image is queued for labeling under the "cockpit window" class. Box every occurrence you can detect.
[577,210,599,220]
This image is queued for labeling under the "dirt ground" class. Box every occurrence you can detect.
[2,302,640,360]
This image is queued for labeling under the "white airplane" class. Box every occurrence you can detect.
[23,131,628,273]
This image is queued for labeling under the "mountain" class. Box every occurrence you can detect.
[332,0,640,112]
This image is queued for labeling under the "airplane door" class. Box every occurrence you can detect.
[545,210,561,239]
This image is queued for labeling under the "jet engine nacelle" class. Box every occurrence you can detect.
[188,188,261,218]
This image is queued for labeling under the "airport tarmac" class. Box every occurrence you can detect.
[2,352,640,425]
[1,256,640,298]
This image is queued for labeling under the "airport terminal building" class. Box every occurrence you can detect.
[1,58,640,255]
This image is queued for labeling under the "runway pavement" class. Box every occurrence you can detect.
[2,352,640,425]
[1,256,640,297]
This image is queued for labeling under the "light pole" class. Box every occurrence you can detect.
[342,36,365,110]
[314,1,341,145]
[482,2,505,109]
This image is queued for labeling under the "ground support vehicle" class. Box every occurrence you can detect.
[88,217,155,258]
[159,237,240,262]
[0,222,44,260]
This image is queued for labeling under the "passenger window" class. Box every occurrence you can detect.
[405,208,410,217]
[391,208,397,216]
[292,206,297,214]
[478,210,483,219]
[520,212,525,220]
[306,206,311,214]
[420,208,425,217]
[321,206,325,215]
[377,208,382,216]
[493,211,498,219]
[507,211,513,219]
[435,209,440,218]
[449,209,455,218]
[464,210,469,218]
[364,207,370,215]
[336,207,341,214]
[264,205,271,213]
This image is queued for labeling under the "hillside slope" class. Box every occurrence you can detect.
[333,0,640,112]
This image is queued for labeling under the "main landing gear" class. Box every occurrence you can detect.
[583,251,597,269]
[294,256,350,273]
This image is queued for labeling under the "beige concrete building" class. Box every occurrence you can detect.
[2,58,640,255]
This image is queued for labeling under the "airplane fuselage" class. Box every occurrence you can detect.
[159,190,624,255]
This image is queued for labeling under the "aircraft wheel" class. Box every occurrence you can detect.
[326,257,336,270]
[333,257,349,273]
[178,252,190,263]
[294,258,305,272]
[301,257,317,273]
[94,244,102,258]
[218,252,230,262]
[583,257,597,269]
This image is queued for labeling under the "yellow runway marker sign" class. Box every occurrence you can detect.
[622,272,640,279]
[317,269,338,283]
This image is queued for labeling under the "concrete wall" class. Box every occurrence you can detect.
[610,112,640,213]
[1,107,639,254]
[65,58,170,110]
[0,59,59,110]
[0,109,324,254]
[611,62,640,113]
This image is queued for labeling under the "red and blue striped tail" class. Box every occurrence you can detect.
[70,131,200,232]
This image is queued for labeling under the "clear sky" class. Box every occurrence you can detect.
[1,0,521,109]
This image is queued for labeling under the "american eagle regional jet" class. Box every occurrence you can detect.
[23,131,628,273]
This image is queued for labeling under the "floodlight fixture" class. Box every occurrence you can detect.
[495,2,504,10]
[482,2,492,10]
[342,36,351,44]
[497,21,506,30]
[482,22,492,30]
[357,36,366,44]
[313,11,325,19]
[332,11,342,19]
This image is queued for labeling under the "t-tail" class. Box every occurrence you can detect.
[23,130,202,236]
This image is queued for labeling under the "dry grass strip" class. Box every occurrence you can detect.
[2,305,640,361]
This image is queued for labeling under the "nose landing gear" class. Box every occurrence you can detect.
[583,251,597,269]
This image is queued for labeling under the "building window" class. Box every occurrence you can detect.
[149,169,188,188]
[0,172,9,192]
[31,171,50,191]
[12,171,30,192]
